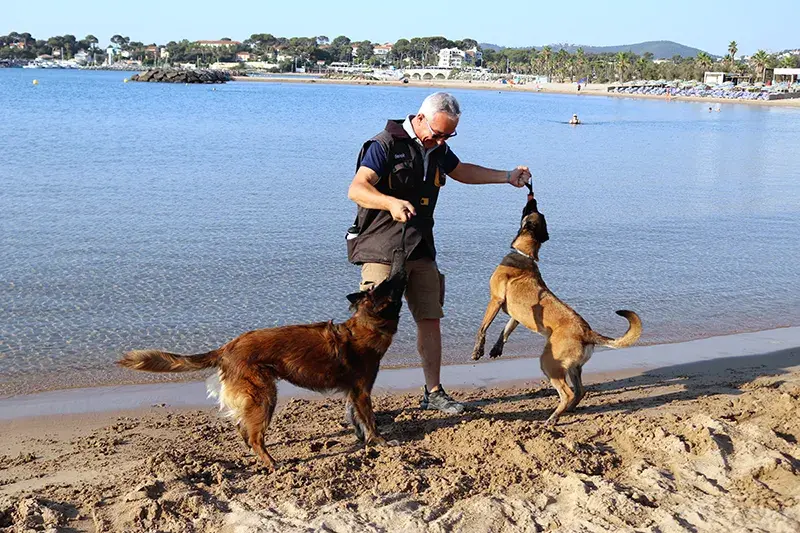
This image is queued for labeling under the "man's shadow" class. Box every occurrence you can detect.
[379,347,800,441]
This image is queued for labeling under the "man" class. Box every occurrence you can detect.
[569,114,581,125]
[346,92,531,414]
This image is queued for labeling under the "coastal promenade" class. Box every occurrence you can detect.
[234,75,800,107]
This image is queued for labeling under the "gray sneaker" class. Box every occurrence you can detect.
[420,385,465,414]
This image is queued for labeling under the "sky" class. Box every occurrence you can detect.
[4,0,798,56]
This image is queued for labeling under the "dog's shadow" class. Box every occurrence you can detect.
[380,347,800,441]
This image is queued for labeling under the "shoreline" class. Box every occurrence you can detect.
[2,326,798,420]
[233,75,800,108]
[1,323,796,400]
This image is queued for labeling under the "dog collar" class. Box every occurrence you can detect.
[511,247,533,259]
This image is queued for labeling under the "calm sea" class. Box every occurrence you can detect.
[2,69,800,386]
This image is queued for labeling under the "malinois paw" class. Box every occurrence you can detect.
[471,350,484,361]
[489,347,504,358]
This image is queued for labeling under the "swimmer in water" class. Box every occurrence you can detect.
[569,114,581,125]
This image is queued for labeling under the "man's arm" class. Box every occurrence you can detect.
[448,163,531,187]
[348,166,417,223]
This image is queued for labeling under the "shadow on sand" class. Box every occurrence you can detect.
[377,347,800,442]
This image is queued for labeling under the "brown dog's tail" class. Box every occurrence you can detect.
[587,310,642,348]
[117,348,221,373]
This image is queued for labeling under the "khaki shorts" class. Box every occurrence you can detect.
[360,259,444,321]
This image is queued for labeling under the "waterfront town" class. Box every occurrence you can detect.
[2,31,799,101]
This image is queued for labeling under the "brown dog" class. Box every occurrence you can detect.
[471,196,642,425]
[118,253,407,470]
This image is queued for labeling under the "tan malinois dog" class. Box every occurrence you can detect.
[472,193,642,425]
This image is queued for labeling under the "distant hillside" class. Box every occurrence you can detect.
[480,43,504,52]
[479,40,710,59]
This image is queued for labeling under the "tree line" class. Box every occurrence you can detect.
[1,32,797,83]
[482,41,797,83]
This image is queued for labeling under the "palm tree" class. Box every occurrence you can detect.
[750,49,769,82]
[528,49,539,74]
[540,46,552,79]
[567,55,577,82]
[696,51,713,71]
[554,48,569,81]
[727,41,738,70]
[615,51,630,82]
[779,55,798,68]
[575,47,586,81]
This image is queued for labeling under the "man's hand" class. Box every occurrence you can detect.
[507,166,532,188]
[388,198,416,223]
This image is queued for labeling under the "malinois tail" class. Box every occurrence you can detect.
[587,310,642,349]
[117,349,221,372]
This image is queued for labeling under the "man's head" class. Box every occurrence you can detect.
[412,92,461,149]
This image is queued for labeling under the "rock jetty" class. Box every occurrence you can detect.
[130,69,231,84]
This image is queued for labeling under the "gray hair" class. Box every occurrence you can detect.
[419,92,461,120]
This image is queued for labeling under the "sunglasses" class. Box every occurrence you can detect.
[423,116,458,140]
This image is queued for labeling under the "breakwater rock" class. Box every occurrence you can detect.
[130,69,231,84]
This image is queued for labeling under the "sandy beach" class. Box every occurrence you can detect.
[1,329,799,532]
[233,76,800,108]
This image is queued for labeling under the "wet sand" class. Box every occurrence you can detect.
[233,76,800,108]
[1,328,799,531]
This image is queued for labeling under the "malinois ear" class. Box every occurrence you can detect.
[346,291,369,305]
[535,213,549,243]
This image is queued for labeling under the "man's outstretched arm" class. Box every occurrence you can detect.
[448,163,531,187]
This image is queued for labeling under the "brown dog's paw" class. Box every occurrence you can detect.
[471,348,484,361]
[489,345,504,358]
[257,461,279,473]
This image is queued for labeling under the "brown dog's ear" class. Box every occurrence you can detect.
[346,291,369,305]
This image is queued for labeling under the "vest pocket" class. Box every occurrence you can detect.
[389,160,415,192]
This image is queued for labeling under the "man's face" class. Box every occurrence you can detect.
[414,112,458,149]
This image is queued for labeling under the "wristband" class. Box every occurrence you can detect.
[506,170,512,183]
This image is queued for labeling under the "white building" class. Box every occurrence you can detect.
[438,48,464,68]
[105,45,118,65]
[438,47,482,68]
[373,43,393,56]
[773,67,800,83]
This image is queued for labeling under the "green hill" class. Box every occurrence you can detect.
[479,40,712,59]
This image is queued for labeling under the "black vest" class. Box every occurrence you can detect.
[347,119,449,265]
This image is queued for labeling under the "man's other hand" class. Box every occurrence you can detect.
[389,199,416,223]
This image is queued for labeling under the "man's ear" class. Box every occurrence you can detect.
[346,291,368,305]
